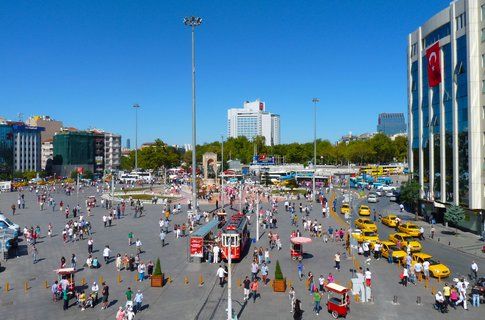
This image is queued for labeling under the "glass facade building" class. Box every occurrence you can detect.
[0,124,14,177]
[377,113,406,136]
[408,0,485,233]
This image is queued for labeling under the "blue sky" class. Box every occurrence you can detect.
[0,1,447,146]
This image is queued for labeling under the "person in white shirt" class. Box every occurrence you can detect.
[471,261,478,280]
[216,265,227,287]
[213,245,220,264]
[103,245,111,263]
[423,260,430,279]
[135,239,143,254]
[364,268,372,287]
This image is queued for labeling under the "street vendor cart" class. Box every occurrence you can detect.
[325,282,350,318]
[290,236,312,260]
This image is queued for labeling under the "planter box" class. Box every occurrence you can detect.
[151,274,164,287]
[273,278,286,292]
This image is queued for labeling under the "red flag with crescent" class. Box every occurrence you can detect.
[426,42,441,87]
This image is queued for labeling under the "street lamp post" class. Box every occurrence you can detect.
[221,135,224,208]
[312,98,319,202]
[133,104,140,170]
[256,187,260,242]
[184,16,202,221]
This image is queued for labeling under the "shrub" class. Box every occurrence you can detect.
[274,260,284,280]
[153,258,162,276]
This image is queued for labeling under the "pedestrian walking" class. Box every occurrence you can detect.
[250,278,259,303]
[32,245,38,264]
[471,284,481,307]
[400,267,408,287]
[293,299,303,320]
[62,289,69,310]
[160,231,166,247]
[134,290,143,313]
[71,253,77,270]
[334,252,341,271]
[297,261,304,280]
[288,286,296,312]
[312,290,321,315]
[101,282,109,309]
[88,237,94,254]
[243,276,251,301]
[471,261,478,280]
[103,245,111,263]
[217,265,227,287]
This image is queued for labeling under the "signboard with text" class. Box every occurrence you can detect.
[190,237,204,257]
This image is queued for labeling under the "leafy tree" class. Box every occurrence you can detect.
[399,180,420,211]
[444,205,465,233]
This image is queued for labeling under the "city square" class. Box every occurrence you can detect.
[2,1,485,320]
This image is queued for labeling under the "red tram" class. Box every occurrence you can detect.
[220,213,250,261]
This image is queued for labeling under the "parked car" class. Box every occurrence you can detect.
[367,194,378,203]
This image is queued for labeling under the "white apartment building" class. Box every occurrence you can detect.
[407,0,485,233]
[104,133,121,171]
[227,99,281,146]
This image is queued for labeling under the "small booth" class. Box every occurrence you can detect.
[325,282,350,318]
[189,218,219,262]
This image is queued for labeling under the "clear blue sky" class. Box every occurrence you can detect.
[0,0,447,146]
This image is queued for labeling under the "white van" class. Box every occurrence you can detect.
[0,214,20,235]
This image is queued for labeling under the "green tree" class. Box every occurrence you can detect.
[399,180,420,211]
[444,205,466,234]
[153,258,162,276]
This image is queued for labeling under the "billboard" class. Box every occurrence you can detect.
[252,154,275,165]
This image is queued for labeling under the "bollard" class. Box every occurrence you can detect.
[416,296,421,305]
[4,281,10,292]
[184,276,189,285]
[24,281,29,293]
[392,295,398,305]
[44,280,49,289]
[98,276,103,285]
[437,237,440,242]
[117,273,122,284]
[424,278,429,288]
[236,278,241,287]
[167,276,172,284]
[81,277,86,286]
[431,286,436,295]
[448,241,450,246]
[199,274,204,286]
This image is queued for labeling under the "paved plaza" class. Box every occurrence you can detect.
[0,185,484,320]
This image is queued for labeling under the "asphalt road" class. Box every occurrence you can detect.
[335,189,485,280]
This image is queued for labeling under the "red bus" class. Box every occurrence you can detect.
[221,213,250,261]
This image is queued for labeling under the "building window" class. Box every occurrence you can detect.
[482,80,485,94]
[456,13,466,30]
[482,28,485,42]
[482,4,485,21]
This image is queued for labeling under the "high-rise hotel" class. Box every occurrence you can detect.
[407,0,485,233]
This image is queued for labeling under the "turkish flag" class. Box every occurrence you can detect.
[426,42,441,87]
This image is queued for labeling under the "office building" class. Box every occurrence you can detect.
[407,0,485,233]
[377,113,407,135]
[227,99,281,146]
[53,131,96,176]
[0,124,14,178]
[12,123,43,172]
[126,138,131,149]
[104,133,121,172]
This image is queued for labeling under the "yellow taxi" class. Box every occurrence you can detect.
[381,214,398,227]
[371,240,407,262]
[411,253,451,278]
[388,233,422,252]
[352,229,379,243]
[340,204,350,215]
[358,205,371,216]
[398,222,422,237]
[355,218,377,232]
